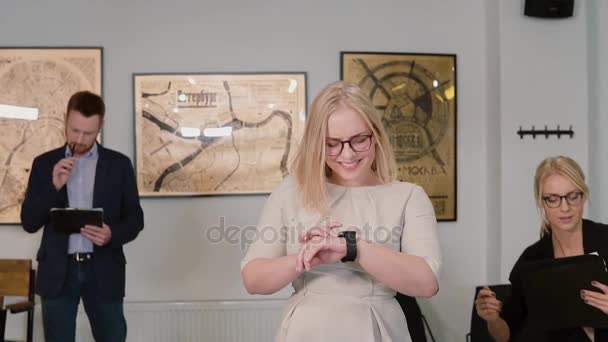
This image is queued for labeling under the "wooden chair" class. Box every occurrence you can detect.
[0,260,35,342]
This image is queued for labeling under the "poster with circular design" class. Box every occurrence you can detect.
[341,52,456,221]
[0,47,102,224]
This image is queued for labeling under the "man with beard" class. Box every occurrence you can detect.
[21,91,144,342]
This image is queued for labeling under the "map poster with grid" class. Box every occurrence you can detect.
[0,47,102,224]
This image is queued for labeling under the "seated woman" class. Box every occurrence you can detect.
[475,156,608,341]
[241,81,441,342]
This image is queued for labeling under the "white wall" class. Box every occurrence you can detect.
[0,0,603,341]
[484,0,502,285]
[588,0,608,224]
[498,0,590,281]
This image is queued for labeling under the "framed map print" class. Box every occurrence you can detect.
[133,72,306,196]
[0,47,103,224]
[341,52,457,221]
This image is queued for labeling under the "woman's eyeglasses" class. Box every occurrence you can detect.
[542,191,584,208]
[325,134,372,156]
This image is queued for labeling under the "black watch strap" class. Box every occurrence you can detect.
[338,231,357,262]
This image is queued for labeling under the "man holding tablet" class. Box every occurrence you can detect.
[21,91,144,342]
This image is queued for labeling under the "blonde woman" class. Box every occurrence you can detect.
[241,81,441,341]
[476,156,608,341]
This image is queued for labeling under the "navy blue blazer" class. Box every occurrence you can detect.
[21,145,144,300]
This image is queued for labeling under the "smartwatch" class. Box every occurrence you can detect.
[338,231,357,262]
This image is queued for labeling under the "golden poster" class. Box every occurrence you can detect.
[341,52,456,220]
[0,47,103,224]
[134,73,306,196]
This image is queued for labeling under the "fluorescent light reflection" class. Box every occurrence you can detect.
[180,127,201,138]
[287,79,298,93]
[203,127,233,137]
[0,104,39,120]
[444,86,455,100]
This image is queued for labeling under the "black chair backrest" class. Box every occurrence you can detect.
[468,284,512,342]
[396,292,427,342]
[0,307,5,342]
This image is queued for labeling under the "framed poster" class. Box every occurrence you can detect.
[133,72,306,196]
[341,52,457,221]
[0,47,103,224]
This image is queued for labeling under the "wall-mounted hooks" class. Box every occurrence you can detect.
[517,125,574,139]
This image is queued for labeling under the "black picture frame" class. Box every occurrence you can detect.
[132,72,307,197]
[0,47,103,224]
[341,51,457,221]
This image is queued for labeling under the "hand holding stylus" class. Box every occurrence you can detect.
[475,287,503,322]
[52,143,77,191]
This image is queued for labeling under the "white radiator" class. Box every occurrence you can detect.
[33,300,285,342]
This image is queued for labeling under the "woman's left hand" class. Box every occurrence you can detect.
[296,229,347,272]
[582,281,608,314]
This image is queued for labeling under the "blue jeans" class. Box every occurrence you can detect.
[41,257,127,342]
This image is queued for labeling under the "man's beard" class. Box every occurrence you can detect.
[69,142,94,155]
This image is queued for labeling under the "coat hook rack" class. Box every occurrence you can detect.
[517,125,574,139]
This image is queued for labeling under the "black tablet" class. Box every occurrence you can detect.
[49,208,103,234]
[520,253,608,331]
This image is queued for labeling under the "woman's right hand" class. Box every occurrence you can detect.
[296,221,343,272]
[475,287,503,322]
[298,221,342,243]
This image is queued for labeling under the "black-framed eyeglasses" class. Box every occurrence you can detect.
[542,191,584,208]
[325,134,373,156]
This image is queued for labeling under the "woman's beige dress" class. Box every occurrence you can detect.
[241,176,441,342]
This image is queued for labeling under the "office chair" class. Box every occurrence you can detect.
[395,292,436,342]
[0,259,35,342]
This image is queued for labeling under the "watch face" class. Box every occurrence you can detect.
[339,231,356,239]
[344,231,356,239]
[341,52,457,221]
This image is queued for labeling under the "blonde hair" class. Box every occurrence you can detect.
[534,155,589,237]
[291,81,397,212]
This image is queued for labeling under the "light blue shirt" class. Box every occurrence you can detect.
[66,143,98,254]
